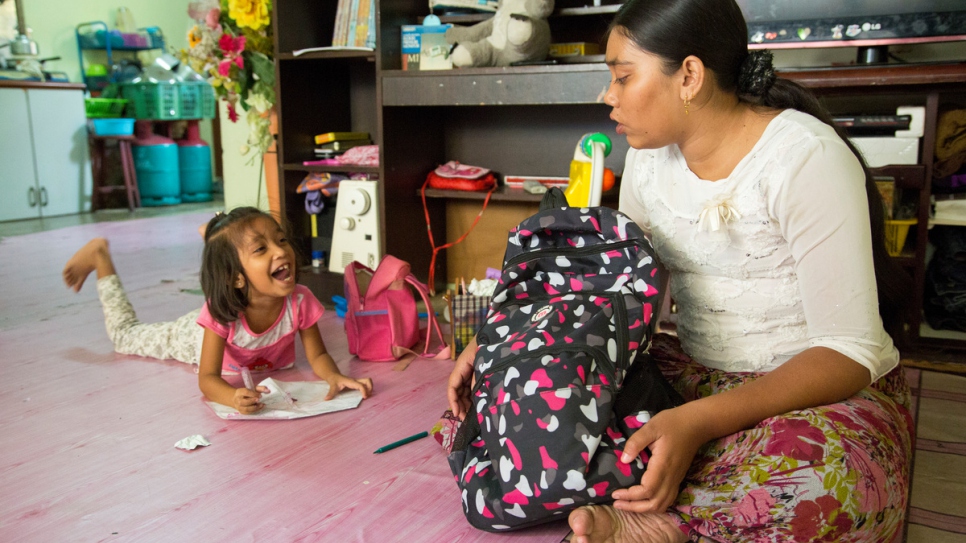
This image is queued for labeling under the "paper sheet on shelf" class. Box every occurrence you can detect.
[205,377,364,420]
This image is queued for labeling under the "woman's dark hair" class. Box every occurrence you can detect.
[200,207,297,325]
[610,0,912,341]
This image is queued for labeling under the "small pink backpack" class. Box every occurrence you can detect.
[344,255,450,362]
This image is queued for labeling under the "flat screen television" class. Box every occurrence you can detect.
[735,0,966,63]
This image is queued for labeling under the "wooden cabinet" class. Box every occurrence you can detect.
[0,83,92,222]
[272,0,966,352]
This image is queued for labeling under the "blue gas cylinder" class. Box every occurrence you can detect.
[177,121,213,202]
[133,121,181,206]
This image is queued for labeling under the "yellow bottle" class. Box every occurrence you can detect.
[565,133,613,207]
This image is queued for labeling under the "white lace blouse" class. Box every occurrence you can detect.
[620,109,898,382]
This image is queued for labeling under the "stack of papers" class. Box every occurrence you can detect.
[205,377,363,420]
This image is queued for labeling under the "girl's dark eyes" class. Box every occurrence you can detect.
[613,76,628,85]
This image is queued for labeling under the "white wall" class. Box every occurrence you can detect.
[13,0,262,210]
[218,100,268,211]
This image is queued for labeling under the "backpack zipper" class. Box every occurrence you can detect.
[471,342,616,398]
[504,238,642,269]
[482,291,632,380]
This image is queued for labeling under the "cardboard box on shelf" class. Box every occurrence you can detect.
[402,24,453,70]
[549,42,600,58]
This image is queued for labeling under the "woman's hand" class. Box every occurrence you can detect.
[325,374,373,400]
[232,386,268,414]
[447,337,477,420]
[611,403,708,513]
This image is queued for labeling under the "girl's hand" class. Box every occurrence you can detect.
[233,386,268,414]
[611,404,707,513]
[325,374,373,400]
[447,339,477,420]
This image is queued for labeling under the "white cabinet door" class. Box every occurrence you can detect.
[27,88,92,217]
[0,88,41,221]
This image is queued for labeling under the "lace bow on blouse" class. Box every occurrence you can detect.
[698,194,742,233]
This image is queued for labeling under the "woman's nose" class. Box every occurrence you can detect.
[603,84,618,107]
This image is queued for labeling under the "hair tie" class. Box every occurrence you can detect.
[738,50,776,97]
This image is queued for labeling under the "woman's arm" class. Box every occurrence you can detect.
[614,346,869,513]
[300,325,372,400]
[197,328,267,413]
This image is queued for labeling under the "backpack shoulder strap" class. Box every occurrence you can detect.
[404,273,451,359]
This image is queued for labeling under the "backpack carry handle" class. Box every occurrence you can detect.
[404,273,451,359]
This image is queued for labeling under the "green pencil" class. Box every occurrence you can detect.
[373,431,429,453]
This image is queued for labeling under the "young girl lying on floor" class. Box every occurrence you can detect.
[63,206,372,414]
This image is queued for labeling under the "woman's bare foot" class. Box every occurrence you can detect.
[63,238,117,293]
[568,505,688,543]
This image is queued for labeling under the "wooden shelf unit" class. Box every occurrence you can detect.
[272,0,966,351]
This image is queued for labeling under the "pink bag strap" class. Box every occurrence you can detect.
[404,273,451,359]
[343,261,370,305]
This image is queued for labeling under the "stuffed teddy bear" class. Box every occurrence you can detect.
[444,0,554,68]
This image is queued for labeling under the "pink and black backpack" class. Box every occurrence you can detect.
[448,191,684,531]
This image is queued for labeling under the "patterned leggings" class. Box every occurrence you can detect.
[96,275,204,365]
[650,334,914,543]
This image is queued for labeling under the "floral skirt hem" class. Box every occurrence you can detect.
[649,334,914,543]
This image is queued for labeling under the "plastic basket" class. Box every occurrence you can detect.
[884,218,917,257]
[90,118,135,136]
[447,292,490,359]
[85,98,129,118]
[121,83,180,120]
[177,82,217,119]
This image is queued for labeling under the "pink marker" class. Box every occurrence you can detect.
[241,367,255,391]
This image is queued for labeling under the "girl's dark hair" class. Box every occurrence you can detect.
[200,207,297,325]
[610,0,912,341]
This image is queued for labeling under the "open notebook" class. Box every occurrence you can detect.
[205,377,364,420]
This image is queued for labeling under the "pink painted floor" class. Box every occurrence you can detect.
[0,213,570,542]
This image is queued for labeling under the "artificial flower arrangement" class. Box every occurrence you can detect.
[182,0,275,160]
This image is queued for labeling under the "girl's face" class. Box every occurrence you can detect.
[235,216,297,300]
[603,30,683,150]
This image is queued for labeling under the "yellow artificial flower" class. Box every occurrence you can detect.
[187,25,202,49]
[227,0,271,30]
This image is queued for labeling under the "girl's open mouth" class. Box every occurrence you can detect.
[271,264,291,281]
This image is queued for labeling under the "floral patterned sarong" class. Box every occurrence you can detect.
[650,334,914,543]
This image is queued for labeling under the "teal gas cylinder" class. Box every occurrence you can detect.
[177,121,213,202]
[133,121,181,206]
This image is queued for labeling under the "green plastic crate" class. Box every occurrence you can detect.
[177,82,217,119]
[120,82,180,120]
[120,82,216,120]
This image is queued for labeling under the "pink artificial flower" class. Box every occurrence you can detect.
[218,59,234,77]
[227,103,239,122]
[234,55,244,70]
[218,33,246,55]
[205,8,221,30]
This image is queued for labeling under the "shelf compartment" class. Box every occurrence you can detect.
[422,184,619,204]
[382,64,610,106]
[277,49,376,61]
[283,163,380,174]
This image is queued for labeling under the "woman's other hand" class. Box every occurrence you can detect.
[447,337,477,420]
[612,403,708,512]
